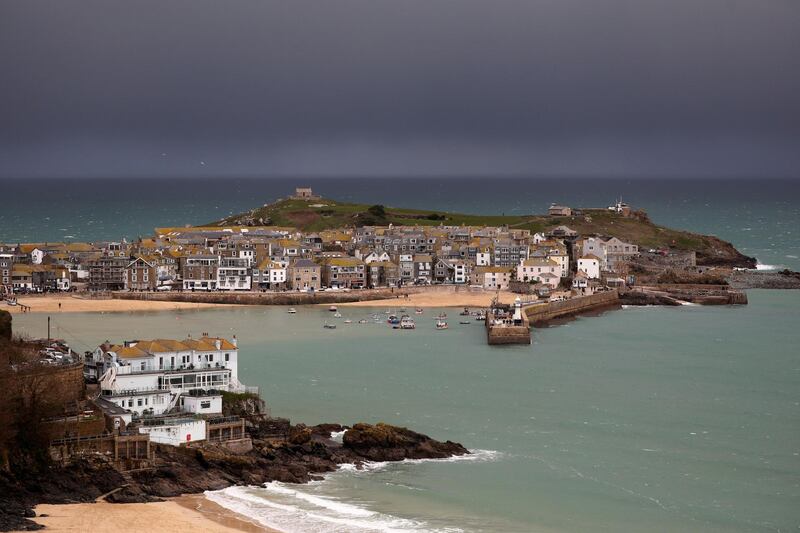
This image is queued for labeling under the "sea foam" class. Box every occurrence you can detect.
[205,450,499,532]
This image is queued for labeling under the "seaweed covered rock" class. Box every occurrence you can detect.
[343,423,469,461]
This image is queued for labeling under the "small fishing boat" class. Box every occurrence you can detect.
[475,312,486,321]
[400,315,416,329]
[358,319,369,324]
[415,307,423,315]
[459,307,470,316]
[343,319,353,324]
[459,320,471,325]
[436,319,449,330]
[333,312,342,318]
[323,322,337,329]
[287,307,297,314]
[387,314,400,325]
[6,297,17,306]
[329,305,338,312]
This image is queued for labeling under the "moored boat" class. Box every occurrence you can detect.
[329,305,338,312]
[436,319,449,330]
[323,322,337,329]
[287,307,297,314]
[459,307,470,316]
[400,315,416,329]
[415,307,423,314]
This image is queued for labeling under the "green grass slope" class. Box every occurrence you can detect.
[208,198,755,267]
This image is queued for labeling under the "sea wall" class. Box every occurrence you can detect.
[112,284,488,306]
[524,291,620,326]
[634,285,748,305]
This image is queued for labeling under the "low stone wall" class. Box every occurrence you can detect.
[524,291,620,325]
[635,285,748,305]
[113,285,486,306]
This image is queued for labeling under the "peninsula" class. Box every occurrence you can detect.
[4,188,783,325]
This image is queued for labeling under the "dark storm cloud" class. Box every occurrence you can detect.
[1,0,799,177]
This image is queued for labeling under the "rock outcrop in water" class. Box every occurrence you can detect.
[0,422,469,531]
[343,422,469,461]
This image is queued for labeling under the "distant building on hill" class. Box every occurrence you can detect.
[548,204,572,217]
[293,187,320,200]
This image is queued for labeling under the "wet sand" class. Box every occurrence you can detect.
[11,295,234,314]
[29,494,277,532]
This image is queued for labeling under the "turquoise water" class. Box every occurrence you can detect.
[14,291,800,532]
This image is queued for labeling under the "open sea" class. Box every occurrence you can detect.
[5,176,800,532]
[1,177,799,270]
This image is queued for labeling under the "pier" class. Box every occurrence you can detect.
[486,297,532,345]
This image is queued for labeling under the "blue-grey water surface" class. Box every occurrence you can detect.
[13,291,800,532]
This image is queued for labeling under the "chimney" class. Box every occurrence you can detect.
[232,335,237,347]
[215,339,221,350]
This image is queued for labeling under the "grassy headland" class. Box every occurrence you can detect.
[209,197,754,267]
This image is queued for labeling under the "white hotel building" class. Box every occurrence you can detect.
[88,336,254,419]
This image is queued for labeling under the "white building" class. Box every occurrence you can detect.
[577,255,601,279]
[579,237,608,269]
[476,251,492,267]
[92,336,249,418]
[139,417,207,446]
[517,258,560,286]
[217,257,251,290]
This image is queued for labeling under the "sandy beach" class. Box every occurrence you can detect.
[337,290,519,308]
[29,494,276,533]
[11,295,234,314]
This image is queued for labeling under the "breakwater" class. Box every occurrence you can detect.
[629,285,748,305]
[115,288,408,306]
[524,291,621,326]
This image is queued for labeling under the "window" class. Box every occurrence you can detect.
[200,401,211,409]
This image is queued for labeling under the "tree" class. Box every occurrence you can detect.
[367,205,386,218]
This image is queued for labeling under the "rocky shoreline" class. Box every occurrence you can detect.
[727,269,800,290]
[0,422,469,532]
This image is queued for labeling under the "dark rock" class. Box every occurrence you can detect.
[0,422,467,531]
[343,423,469,461]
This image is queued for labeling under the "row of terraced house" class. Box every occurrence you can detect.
[1,208,640,297]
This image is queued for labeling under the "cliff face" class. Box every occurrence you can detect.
[694,235,756,268]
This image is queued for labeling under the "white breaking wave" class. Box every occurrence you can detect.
[329,430,347,442]
[755,263,782,271]
[205,450,500,533]
[207,484,448,532]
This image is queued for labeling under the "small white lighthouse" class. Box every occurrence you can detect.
[513,296,522,322]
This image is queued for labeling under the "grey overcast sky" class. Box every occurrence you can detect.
[1,0,799,179]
